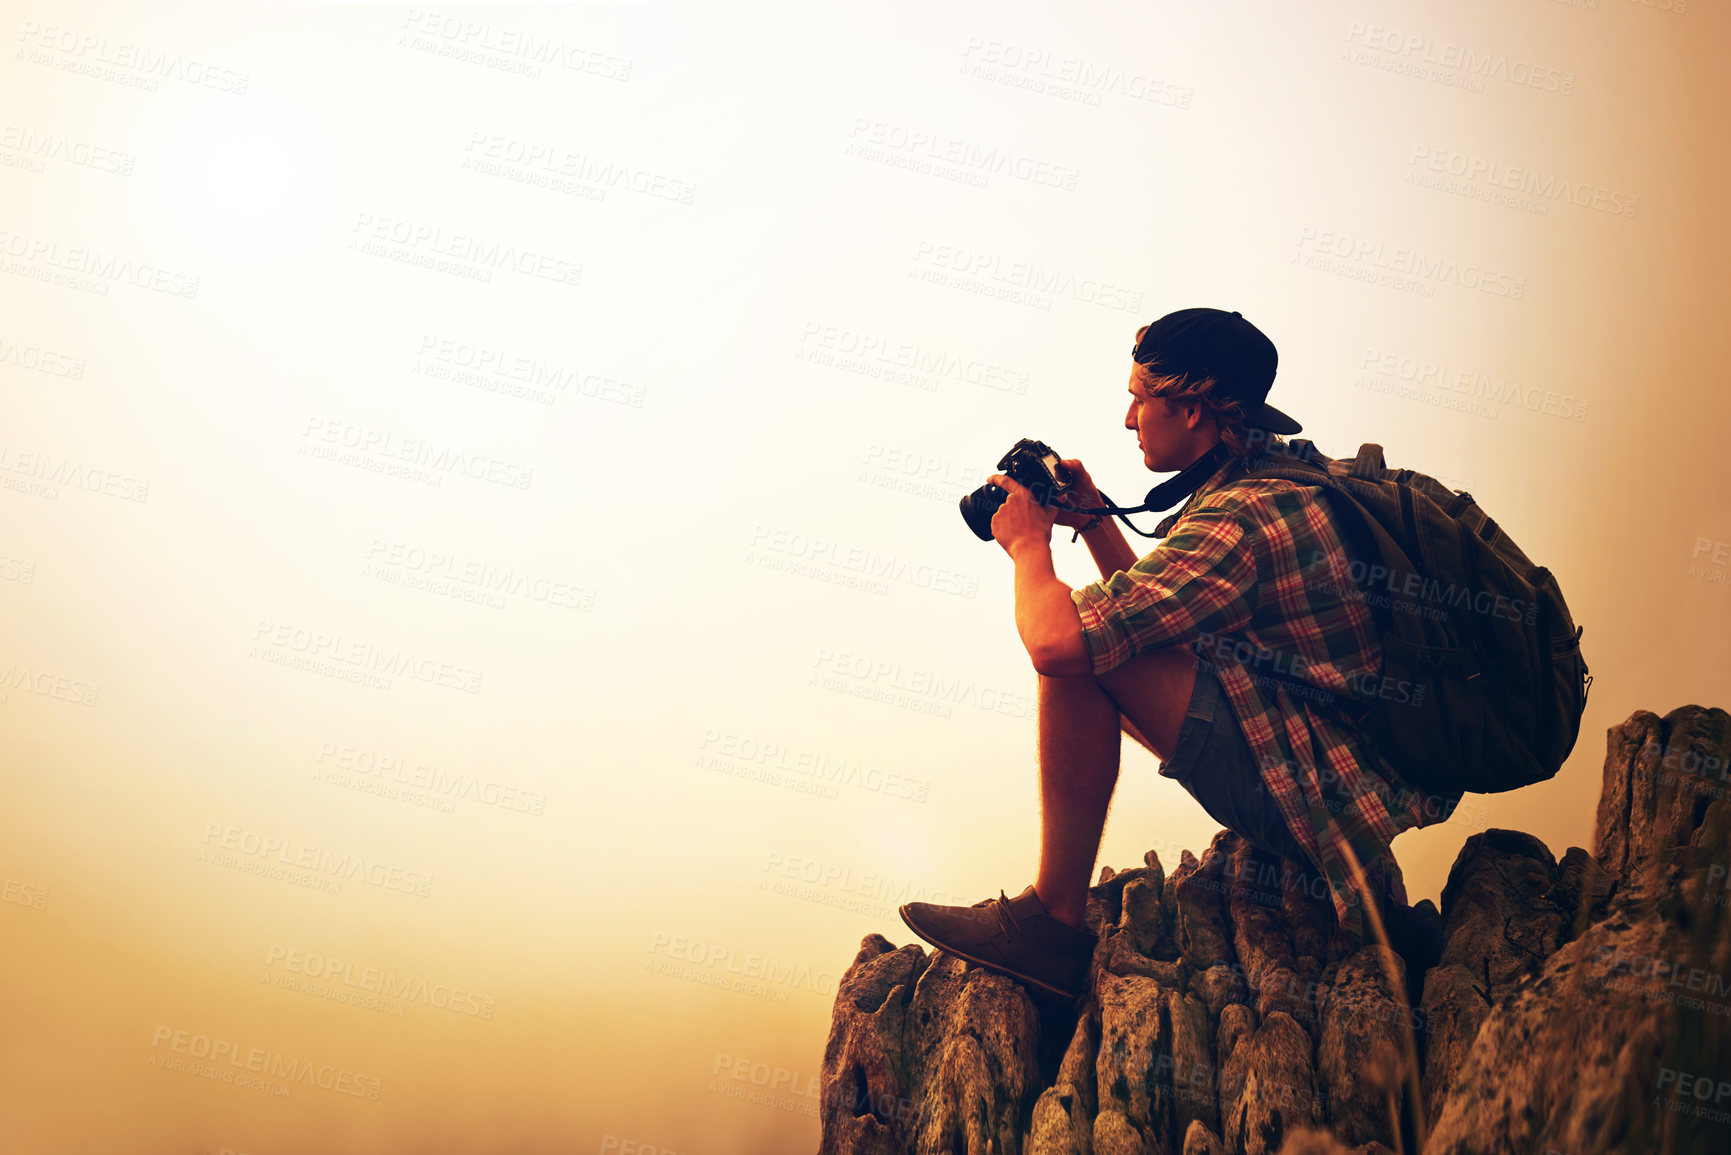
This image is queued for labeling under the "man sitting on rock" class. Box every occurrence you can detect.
[899,307,1450,1001]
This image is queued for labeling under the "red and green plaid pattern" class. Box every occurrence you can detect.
[1071,455,1438,940]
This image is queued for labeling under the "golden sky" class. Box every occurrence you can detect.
[3,1,1728,1152]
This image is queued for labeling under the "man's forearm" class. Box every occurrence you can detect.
[1007,540,1090,676]
[1079,517,1139,581]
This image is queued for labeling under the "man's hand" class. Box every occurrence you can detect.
[988,472,1058,558]
[989,473,1091,675]
[1049,459,1108,530]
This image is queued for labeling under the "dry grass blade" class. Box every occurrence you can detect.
[1337,839,1428,1154]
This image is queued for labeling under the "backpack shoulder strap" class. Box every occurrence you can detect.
[1239,442,1421,607]
[1240,438,1333,485]
[1349,443,1386,480]
[1152,443,1318,536]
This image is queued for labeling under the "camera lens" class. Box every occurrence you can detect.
[959,484,1006,542]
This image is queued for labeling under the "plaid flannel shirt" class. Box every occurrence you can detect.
[1070,450,1444,940]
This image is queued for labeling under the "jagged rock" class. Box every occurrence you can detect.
[1434,829,1565,987]
[1026,1010,1098,1154]
[818,935,1045,1153]
[1219,1010,1322,1155]
[1087,970,1219,1153]
[1122,875,1171,959]
[1218,1002,1257,1069]
[1425,707,1731,1155]
[1315,946,1407,1149]
[1183,1118,1226,1154]
[1092,971,1168,1147]
[1090,864,1153,937]
[1592,706,1728,906]
[817,704,1731,1154]
[1228,843,1304,1024]
[1411,962,1481,1133]
[1096,928,1183,987]
[1170,988,1220,1143]
[1270,1130,1393,1154]
[1091,1108,1146,1154]
[819,936,928,1153]
[1176,833,1238,970]
[905,953,1043,1152]
[1555,845,1598,942]
[1279,864,1338,973]
[1418,826,1569,1118]
[1194,963,1246,1020]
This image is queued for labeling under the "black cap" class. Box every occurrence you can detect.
[1131,307,1301,435]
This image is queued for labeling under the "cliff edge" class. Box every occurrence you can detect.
[816,705,1731,1155]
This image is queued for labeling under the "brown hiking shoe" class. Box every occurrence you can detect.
[898,885,1098,1000]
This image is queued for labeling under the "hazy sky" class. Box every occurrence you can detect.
[3,1,1728,1152]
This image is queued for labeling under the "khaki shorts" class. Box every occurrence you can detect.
[1157,658,1314,869]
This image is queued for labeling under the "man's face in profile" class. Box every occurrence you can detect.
[1125,368,1203,473]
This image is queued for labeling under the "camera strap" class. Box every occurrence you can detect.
[1070,443,1234,537]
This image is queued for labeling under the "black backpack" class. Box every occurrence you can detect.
[1232,439,1592,797]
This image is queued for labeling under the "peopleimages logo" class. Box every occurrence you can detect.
[463,131,694,203]
[1357,347,1588,424]
[314,741,548,814]
[0,662,100,706]
[760,852,964,910]
[250,618,485,694]
[746,524,979,599]
[646,931,837,998]
[845,117,1081,190]
[699,728,930,802]
[1302,549,1540,626]
[910,240,1143,312]
[1292,227,1525,300]
[0,334,86,378]
[265,945,498,1018]
[398,10,633,81]
[348,212,582,288]
[808,646,1035,720]
[1190,632,1424,709]
[15,21,252,94]
[1342,22,1575,95]
[414,335,647,407]
[149,1026,382,1100]
[302,418,534,490]
[0,227,200,298]
[0,443,149,502]
[1407,145,1639,219]
[957,37,1193,109]
[1654,1067,1731,1124]
[800,323,1030,395]
[200,822,435,896]
[0,125,135,175]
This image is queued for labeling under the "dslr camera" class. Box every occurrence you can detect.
[959,438,1075,541]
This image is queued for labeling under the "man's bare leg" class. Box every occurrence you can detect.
[1033,647,1199,930]
[1032,671,1122,930]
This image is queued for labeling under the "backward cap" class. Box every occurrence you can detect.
[1132,307,1301,435]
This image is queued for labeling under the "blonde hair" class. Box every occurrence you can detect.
[1131,324,1284,460]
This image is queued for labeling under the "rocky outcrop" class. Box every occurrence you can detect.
[1421,706,1731,1155]
[816,705,1731,1154]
